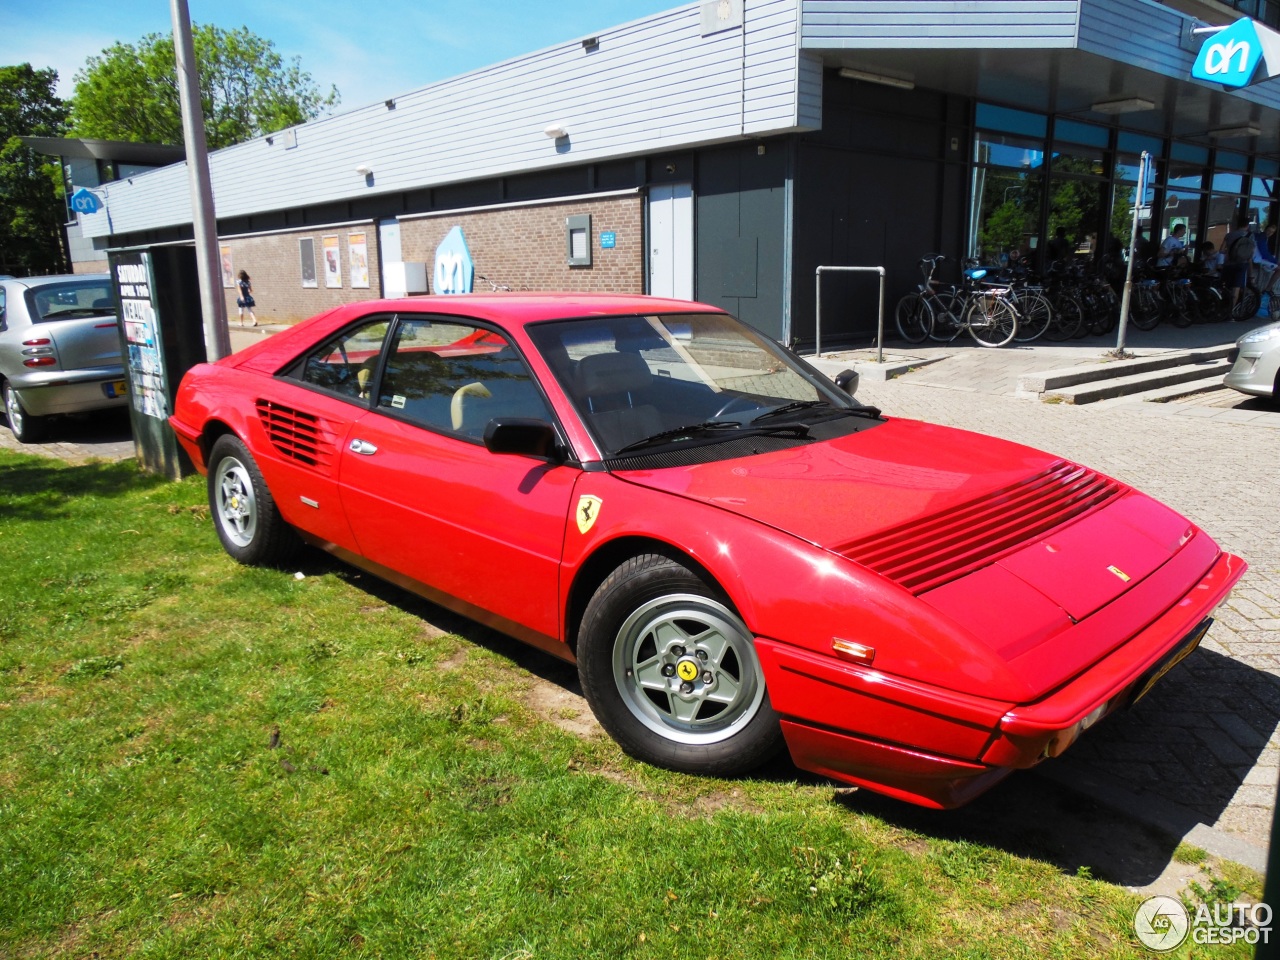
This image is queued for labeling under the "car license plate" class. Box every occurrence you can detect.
[104,380,128,399]
[1130,618,1211,706]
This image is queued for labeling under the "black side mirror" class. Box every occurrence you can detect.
[484,418,562,460]
[834,369,859,395]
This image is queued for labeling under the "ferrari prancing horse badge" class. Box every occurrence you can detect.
[576,495,603,534]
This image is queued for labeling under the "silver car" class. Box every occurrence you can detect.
[0,274,127,442]
[1224,319,1280,401]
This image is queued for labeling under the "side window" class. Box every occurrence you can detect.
[0,288,6,329]
[377,318,551,439]
[288,316,392,400]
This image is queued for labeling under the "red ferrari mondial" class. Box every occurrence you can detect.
[170,294,1245,808]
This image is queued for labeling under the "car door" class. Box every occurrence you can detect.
[336,315,578,643]
[258,313,396,554]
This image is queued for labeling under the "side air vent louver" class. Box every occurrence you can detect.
[255,400,336,474]
[836,460,1124,594]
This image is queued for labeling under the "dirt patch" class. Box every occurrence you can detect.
[524,676,603,740]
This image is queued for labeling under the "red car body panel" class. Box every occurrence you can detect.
[170,294,1247,808]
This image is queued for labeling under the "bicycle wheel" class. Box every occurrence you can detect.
[966,294,1018,347]
[1233,286,1261,321]
[926,291,965,342]
[1128,285,1162,331]
[1167,284,1194,328]
[1045,294,1084,341]
[1012,291,1052,343]
[893,293,933,343]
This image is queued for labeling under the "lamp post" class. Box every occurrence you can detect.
[170,0,230,360]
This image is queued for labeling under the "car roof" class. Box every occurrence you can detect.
[2,274,111,289]
[342,293,725,328]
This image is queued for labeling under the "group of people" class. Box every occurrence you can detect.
[1155,215,1278,316]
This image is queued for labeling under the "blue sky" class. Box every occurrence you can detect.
[6,0,681,112]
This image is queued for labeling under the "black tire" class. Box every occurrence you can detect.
[927,292,965,342]
[206,434,301,567]
[2,380,47,443]
[893,293,932,343]
[1012,292,1052,343]
[1128,287,1162,331]
[577,553,784,777]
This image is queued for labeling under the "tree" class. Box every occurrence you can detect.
[0,64,69,275]
[71,25,339,150]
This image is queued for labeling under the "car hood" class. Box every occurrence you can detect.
[613,417,1071,551]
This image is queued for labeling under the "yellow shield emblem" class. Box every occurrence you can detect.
[576,495,603,534]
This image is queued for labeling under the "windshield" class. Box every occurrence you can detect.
[527,312,853,457]
[30,281,116,322]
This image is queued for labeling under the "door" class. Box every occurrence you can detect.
[336,315,577,642]
[648,182,694,299]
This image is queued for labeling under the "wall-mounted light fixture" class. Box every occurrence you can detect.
[543,123,569,139]
[1090,96,1155,114]
[1208,124,1261,139]
[355,164,373,176]
[838,67,914,91]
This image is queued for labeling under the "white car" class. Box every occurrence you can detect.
[1224,320,1280,401]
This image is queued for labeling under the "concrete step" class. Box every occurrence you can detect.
[1017,343,1236,395]
[1090,373,1233,409]
[1041,358,1233,404]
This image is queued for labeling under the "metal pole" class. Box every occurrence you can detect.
[171,0,230,360]
[814,265,886,361]
[1113,150,1150,359]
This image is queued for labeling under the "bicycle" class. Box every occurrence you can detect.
[894,254,1018,347]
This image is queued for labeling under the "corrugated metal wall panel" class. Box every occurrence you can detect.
[86,0,810,239]
[800,0,1079,47]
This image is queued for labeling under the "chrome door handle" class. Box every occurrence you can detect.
[349,439,378,455]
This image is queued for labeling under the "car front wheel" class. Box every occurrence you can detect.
[3,381,46,443]
[577,554,784,776]
[207,434,300,567]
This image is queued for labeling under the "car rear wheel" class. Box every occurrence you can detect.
[3,381,47,443]
[207,434,300,567]
[577,554,783,776]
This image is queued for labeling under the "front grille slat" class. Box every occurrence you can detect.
[255,399,336,474]
[837,460,1124,594]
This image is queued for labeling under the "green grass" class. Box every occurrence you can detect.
[0,450,1258,958]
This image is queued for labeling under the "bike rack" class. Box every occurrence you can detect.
[814,265,887,364]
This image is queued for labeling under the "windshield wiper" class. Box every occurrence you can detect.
[751,399,882,423]
[612,419,807,455]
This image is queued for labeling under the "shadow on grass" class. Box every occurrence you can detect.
[300,549,1271,889]
[0,454,167,522]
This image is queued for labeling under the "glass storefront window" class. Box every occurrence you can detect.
[975,103,1047,138]
[1250,176,1274,226]
[1211,172,1244,194]
[1161,189,1201,252]
[1053,118,1109,149]
[1048,177,1106,261]
[970,167,1043,265]
[974,132,1045,170]
[1050,146,1105,176]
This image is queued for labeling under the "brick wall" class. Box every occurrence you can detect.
[214,194,644,326]
[217,226,381,325]
[400,195,643,294]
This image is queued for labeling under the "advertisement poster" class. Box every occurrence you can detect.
[220,246,234,287]
[323,235,342,288]
[299,238,317,288]
[348,232,370,288]
[113,254,169,421]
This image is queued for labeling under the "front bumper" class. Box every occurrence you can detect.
[11,366,128,416]
[757,547,1246,809]
[1224,345,1280,397]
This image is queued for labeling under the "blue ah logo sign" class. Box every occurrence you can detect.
[433,225,474,295]
[69,187,102,215]
[1192,17,1280,88]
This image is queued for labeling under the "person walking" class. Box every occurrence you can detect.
[236,270,258,326]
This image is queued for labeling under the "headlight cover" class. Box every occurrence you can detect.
[1241,322,1280,344]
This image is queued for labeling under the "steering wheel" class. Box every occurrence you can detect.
[710,393,757,419]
